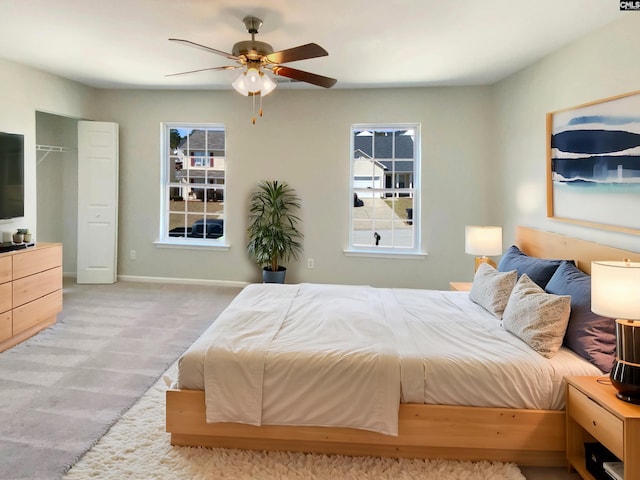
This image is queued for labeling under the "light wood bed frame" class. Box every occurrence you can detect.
[166,226,640,466]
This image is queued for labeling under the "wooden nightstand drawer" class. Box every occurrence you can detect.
[568,384,623,459]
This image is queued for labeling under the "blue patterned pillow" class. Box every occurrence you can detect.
[498,245,570,289]
[545,261,615,372]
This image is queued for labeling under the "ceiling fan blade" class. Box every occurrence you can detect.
[265,43,328,64]
[271,66,337,88]
[165,65,240,77]
[168,38,239,61]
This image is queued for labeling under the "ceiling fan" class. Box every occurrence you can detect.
[167,16,337,109]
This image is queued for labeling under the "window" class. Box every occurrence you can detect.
[159,123,226,246]
[349,124,421,255]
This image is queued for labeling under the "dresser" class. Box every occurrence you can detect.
[0,243,63,352]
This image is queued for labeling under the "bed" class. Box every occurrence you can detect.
[166,226,640,466]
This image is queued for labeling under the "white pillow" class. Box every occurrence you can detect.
[469,263,517,319]
[502,274,571,358]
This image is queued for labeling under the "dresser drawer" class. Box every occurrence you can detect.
[12,266,62,308]
[12,245,62,280]
[12,290,62,335]
[568,384,623,459]
[0,311,11,342]
[0,256,11,283]
[0,281,11,313]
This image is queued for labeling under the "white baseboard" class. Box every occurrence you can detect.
[117,274,249,288]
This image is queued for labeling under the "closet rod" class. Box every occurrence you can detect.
[36,144,70,165]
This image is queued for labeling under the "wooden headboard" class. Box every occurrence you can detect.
[515,226,640,274]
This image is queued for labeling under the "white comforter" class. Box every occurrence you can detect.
[203,283,401,435]
[177,283,601,437]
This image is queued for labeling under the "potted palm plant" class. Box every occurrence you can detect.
[247,180,303,283]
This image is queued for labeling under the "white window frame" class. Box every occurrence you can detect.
[155,122,229,250]
[345,123,425,258]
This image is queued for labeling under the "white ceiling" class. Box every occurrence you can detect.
[0,0,623,91]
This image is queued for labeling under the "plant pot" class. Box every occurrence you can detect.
[13,233,23,244]
[262,266,286,284]
[23,233,32,243]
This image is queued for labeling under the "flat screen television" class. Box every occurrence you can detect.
[0,132,25,220]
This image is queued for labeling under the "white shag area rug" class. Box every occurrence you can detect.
[64,365,526,480]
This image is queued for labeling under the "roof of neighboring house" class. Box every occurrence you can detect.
[353,130,414,159]
[178,129,225,154]
[353,153,388,171]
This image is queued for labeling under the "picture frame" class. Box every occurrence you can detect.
[546,90,640,235]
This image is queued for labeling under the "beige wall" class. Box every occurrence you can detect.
[492,15,640,253]
[93,86,493,288]
[0,58,94,251]
[5,14,639,288]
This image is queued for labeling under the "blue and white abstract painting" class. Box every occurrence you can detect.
[550,92,640,232]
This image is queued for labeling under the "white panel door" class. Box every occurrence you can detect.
[77,121,119,284]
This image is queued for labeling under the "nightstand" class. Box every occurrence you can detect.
[449,282,472,292]
[566,376,640,480]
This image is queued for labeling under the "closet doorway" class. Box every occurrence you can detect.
[35,112,119,283]
[36,111,79,277]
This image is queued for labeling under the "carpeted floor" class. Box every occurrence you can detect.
[64,363,526,480]
[0,279,241,480]
[1,279,570,480]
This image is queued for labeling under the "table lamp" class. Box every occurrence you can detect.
[591,260,640,404]
[465,226,502,272]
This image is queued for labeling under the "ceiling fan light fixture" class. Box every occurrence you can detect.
[232,71,250,96]
[245,67,261,89]
[232,68,276,97]
[259,72,277,96]
[167,15,335,123]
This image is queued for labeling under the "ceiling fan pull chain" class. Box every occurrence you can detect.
[252,93,256,124]
[259,93,264,117]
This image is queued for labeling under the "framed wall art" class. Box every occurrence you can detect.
[547,90,640,235]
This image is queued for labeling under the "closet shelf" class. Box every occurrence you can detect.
[36,144,71,164]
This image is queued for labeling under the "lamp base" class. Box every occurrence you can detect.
[610,359,640,405]
[474,256,497,272]
[609,319,640,404]
[615,392,640,404]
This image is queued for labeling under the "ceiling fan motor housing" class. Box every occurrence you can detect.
[232,40,274,62]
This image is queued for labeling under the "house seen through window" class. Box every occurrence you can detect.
[160,124,226,244]
[350,124,420,253]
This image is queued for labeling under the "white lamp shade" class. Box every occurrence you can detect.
[591,260,640,320]
[465,226,503,256]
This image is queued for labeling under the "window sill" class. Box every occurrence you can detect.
[154,239,230,251]
[343,249,427,259]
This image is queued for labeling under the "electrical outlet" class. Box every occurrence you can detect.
[129,249,136,260]
[307,258,314,269]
